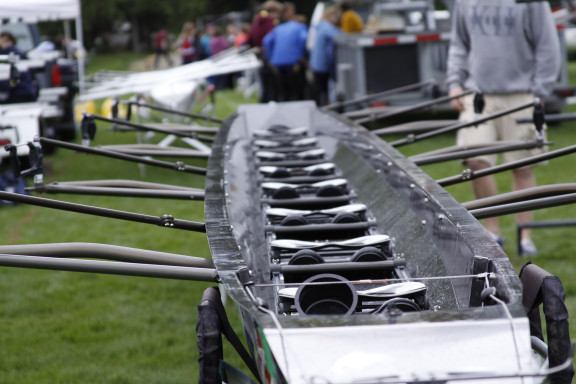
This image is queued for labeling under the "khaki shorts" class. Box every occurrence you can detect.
[456,93,547,167]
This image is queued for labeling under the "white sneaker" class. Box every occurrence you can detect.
[520,239,538,256]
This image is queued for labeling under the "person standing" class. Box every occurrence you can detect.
[200,24,215,60]
[446,0,561,255]
[177,22,197,65]
[153,29,173,68]
[263,14,308,101]
[0,31,37,103]
[282,2,296,23]
[226,23,238,47]
[234,23,251,48]
[310,6,342,106]
[210,26,229,57]
[248,1,283,102]
[339,2,363,33]
[209,26,231,89]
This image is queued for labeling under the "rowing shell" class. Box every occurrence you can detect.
[205,101,544,383]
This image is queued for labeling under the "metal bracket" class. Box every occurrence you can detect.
[175,161,186,171]
[473,91,485,115]
[236,267,254,286]
[532,99,545,141]
[5,141,44,189]
[461,168,473,180]
[81,113,97,147]
[160,214,175,227]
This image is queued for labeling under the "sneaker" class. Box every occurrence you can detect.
[489,232,504,247]
[520,239,538,256]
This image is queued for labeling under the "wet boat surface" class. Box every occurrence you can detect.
[205,101,537,383]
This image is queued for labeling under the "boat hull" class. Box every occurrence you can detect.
[205,101,538,383]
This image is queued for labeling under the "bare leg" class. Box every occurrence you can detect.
[513,166,536,240]
[467,159,500,235]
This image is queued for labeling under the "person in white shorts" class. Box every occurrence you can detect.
[446,0,561,256]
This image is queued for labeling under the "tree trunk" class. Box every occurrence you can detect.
[131,17,142,53]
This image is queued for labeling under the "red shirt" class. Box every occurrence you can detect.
[155,30,167,49]
[248,12,276,48]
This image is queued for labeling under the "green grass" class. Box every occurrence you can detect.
[0,86,255,383]
[86,53,150,75]
[1,53,576,382]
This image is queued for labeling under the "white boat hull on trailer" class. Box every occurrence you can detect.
[78,48,260,102]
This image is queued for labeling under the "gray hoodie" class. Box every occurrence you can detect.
[446,0,561,99]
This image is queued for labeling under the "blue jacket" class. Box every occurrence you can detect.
[263,21,308,67]
[200,34,212,57]
[310,20,342,74]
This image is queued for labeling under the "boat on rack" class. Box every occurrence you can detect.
[205,101,570,383]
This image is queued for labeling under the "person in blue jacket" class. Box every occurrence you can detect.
[199,24,214,60]
[0,31,38,103]
[263,14,308,101]
[310,6,342,106]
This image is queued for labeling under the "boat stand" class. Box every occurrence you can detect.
[520,262,574,383]
[517,220,576,256]
[197,287,260,384]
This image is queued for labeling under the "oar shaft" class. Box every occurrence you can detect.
[413,140,549,166]
[325,80,435,111]
[517,112,576,124]
[356,89,474,125]
[34,184,205,200]
[39,137,207,175]
[43,179,199,191]
[0,243,214,268]
[0,190,206,232]
[470,193,576,219]
[118,100,223,123]
[0,254,218,282]
[90,114,213,141]
[438,143,576,187]
[391,100,536,147]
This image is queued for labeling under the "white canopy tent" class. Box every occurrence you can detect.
[0,0,80,21]
[0,0,85,92]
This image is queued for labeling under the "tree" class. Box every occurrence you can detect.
[81,0,208,52]
[79,0,318,53]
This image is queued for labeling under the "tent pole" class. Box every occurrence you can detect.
[75,0,86,94]
[64,20,72,60]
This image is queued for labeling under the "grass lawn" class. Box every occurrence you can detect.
[86,52,150,73]
[0,52,575,382]
[0,52,255,381]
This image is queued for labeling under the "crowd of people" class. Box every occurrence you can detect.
[249,1,361,105]
[154,1,362,102]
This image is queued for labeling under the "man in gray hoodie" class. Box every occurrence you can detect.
[446,0,560,256]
